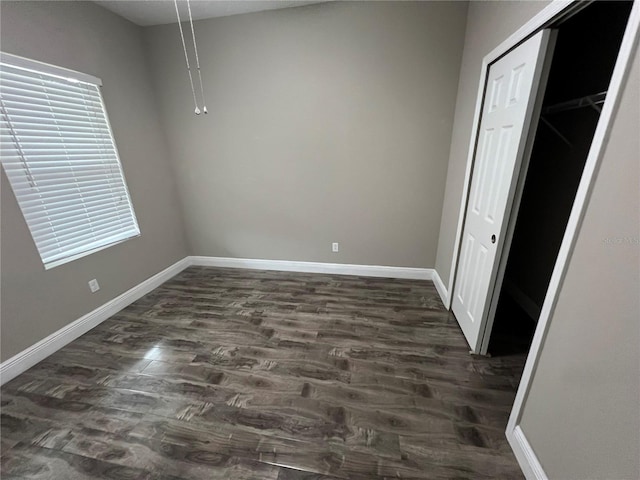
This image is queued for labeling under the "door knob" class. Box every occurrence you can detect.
[491,234,496,244]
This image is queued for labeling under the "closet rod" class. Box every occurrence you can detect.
[542,90,607,115]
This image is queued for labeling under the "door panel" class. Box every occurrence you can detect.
[452,30,555,353]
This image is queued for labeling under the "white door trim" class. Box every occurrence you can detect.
[509,426,547,480]
[443,0,640,478]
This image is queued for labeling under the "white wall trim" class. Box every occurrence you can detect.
[0,257,190,386]
[507,426,548,480]
[189,256,434,281]
[0,254,440,386]
[432,269,449,307]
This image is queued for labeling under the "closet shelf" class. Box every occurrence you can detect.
[542,91,607,115]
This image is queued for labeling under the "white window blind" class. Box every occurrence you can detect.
[0,54,139,269]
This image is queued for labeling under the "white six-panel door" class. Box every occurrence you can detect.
[452,30,554,353]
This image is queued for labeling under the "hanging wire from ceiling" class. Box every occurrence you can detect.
[186,0,208,114]
[174,0,207,115]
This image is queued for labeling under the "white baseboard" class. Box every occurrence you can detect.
[0,257,190,386]
[503,279,542,321]
[432,270,449,308]
[189,256,434,281]
[1,255,438,385]
[507,425,548,480]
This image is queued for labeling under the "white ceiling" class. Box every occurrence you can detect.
[95,0,330,26]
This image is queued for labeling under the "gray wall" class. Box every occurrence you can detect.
[144,1,468,268]
[0,1,188,361]
[435,0,550,286]
[435,1,639,478]
[520,45,639,480]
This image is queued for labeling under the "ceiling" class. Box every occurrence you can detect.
[95,0,330,26]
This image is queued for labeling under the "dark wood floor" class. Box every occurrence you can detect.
[1,267,526,479]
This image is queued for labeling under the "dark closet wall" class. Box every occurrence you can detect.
[503,1,633,313]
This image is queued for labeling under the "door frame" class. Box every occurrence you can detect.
[443,0,640,478]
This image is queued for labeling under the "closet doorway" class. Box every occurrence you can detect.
[450,0,635,356]
[486,0,634,356]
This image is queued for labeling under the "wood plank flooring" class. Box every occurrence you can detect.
[1,266,526,479]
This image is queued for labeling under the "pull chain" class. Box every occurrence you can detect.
[186,0,208,114]
[174,0,201,115]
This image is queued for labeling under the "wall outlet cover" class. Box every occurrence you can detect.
[88,279,100,293]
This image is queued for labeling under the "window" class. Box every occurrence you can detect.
[0,53,139,269]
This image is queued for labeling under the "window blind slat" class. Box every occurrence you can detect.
[2,107,106,123]
[1,91,103,108]
[2,153,115,161]
[0,93,101,110]
[3,146,116,155]
[37,223,137,255]
[29,213,134,235]
[43,231,138,266]
[0,86,103,110]
[2,161,117,172]
[25,196,130,220]
[28,204,131,229]
[1,113,108,129]
[2,105,109,125]
[0,56,139,269]
[24,212,131,231]
[7,174,126,190]
[0,89,103,110]
[32,214,135,242]
[1,67,101,94]
[1,122,113,134]
[20,190,128,214]
[9,187,128,207]
[2,133,111,143]
[0,73,103,100]
[40,231,138,264]
[2,138,112,147]
[8,183,125,198]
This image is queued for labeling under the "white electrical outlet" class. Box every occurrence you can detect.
[88,279,100,293]
[332,242,339,253]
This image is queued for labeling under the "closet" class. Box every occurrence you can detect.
[487,0,634,356]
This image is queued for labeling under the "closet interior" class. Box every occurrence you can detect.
[487,0,634,356]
